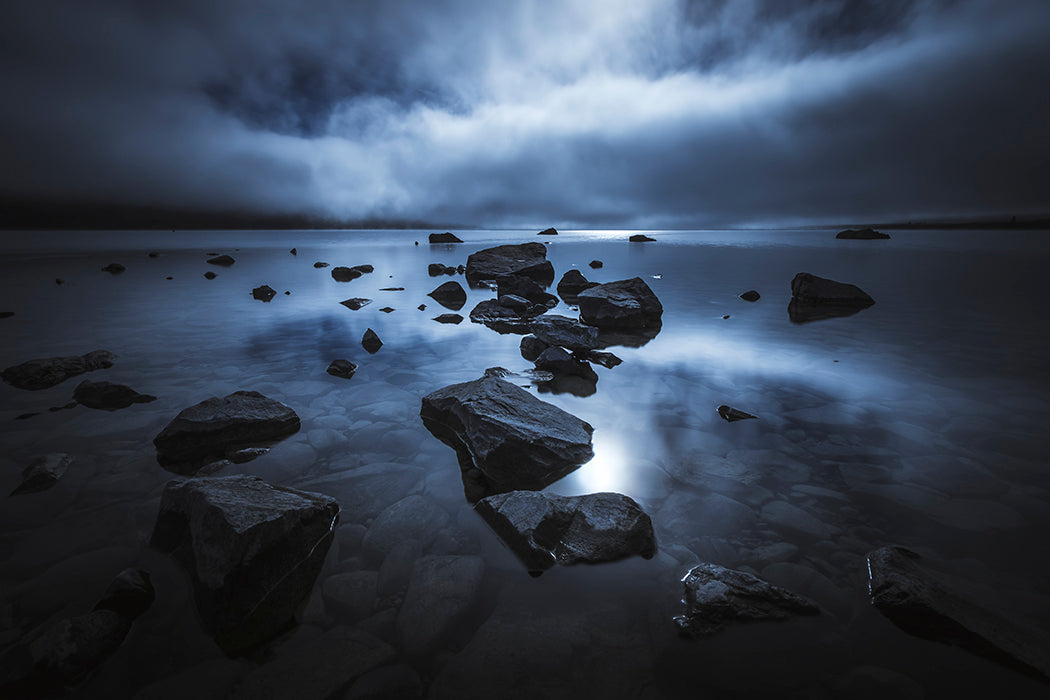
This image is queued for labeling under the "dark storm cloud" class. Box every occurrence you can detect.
[1,0,1048,227]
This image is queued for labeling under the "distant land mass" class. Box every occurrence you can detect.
[829,215,1050,231]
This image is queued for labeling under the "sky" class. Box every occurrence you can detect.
[1,0,1048,229]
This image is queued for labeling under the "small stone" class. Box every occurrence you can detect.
[252,285,277,302]
[206,255,235,266]
[379,307,395,313]
[740,290,760,302]
[433,313,463,324]
[717,405,756,422]
[628,234,655,242]
[101,263,125,274]
[327,360,358,379]
[361,329,383,354]
[340,298,372,311]
[10,453,73,496]
[314,261,329,268]
[204,271,217,280]
[290,248,297,255]
[589,260,603,268]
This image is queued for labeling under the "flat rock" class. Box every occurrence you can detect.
[252,285,276,302]
[428,281,467,310]
[433,313,463,324]
[340,297,372,311]
[206,255,235,266]
[313,261,329,268]
[429,232,463,243]
[475,491,655,573]
[396,555,485,655]
[465,243,554,286]
[556,270,598,301]
[2,349,117,390]
[332,266,362,282]
[361,329,383,354]
[150,475,339,654]
[628,234,655,242]
[530,315,600,351]
[717,405,756,422]
[577,277,663,330]
[326,359,358,379]
[537,227,558,236]
[674,562,819,637]
[740,290,761,302]
[73,380,156,411]
[790,272,874,306]
[10,453,73,496]
[837,227,890,239]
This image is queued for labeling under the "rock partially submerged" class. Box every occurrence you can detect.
[326,359,358,379]
[519,335,549,361]
[537,227,558,236]
[465,243,554,287]
[332,266,362,282]
[717,405,756,422]
[589,260,603,269]
[429,263,458,276]
[428,281,467,310]
[789,272,875,323]
[534,347,599,383]
[150,475,339,654]
[204,271,217,280]
[469,299,546,334]
[314,261,329,268]
[2,350,116,390]
[73,380,156,411]
[577,277,663,330]
[837,227,890,239]
[475,491,655,574]
[740,290,761,302]
[252,285,276,302]
[9,453,72,496]
[675,562,819,637]
[496,274,558,307]
[207,255,235,266]
[340,297,372,311]
[430,232,463,243]
[153,390,300,472]
[867,546,1050,678]
[556,269,599,302]
[361,328,383,354]
[530,315,600,351]
[101,263,125,274]
[397,555,485,655]
[628,234,655,242]
[433,313,464,324]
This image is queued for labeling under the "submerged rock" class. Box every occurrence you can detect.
[206,255,235,266]
[73,380,157,411]
[351,264,374,274]
[361,328,383,354]
[430,232,463,243]
[577,277,663,330]
[433,313,464,324]
[740,290,761,302]
[397,555,485,655]
[530,315,600,351]
[534,347,599,383]
[101,263,125,274]
[675,562,819,637]
[429,263,457,276]
[428,281,467,310]
[2,350,116,390]
[717,405,757,422]
[556,269,598,302]
[789,272,875,323]
[340,297,373,311]
[326,359,358,379]
[537,227,558,236]
[150,475,339,654]
[628,234,655,242]
[580,350,622,369]
[251,285,276,302]
[332,266,362,282]
[837,227,890,239]
[9,453,73,496]
[475,491,655,574]
[465,243,554,286]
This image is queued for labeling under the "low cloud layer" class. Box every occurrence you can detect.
[2,0,1048,227]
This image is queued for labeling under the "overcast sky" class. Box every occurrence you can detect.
[2,0,1048,228]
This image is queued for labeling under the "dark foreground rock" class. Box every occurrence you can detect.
[73,380,157,411]
[340,297,372,310]
[153,390,300,472]
[577,277,663,330]
[675,562,819,637]
[465,243,554,287]
[252,285,276,302]
[332,266,362,282]
[0,312,13,319]
[629,234,655,242]
[534,347,598,383]
[9,453,72,496]
[397,555,486,655]
[327,359,358,379]
[496,274,558,307]
[837,227,890,239]
[469,299,546,334]
[428,281,467,310]
[475,491,655,573]
[740,290,761,302]
[101,263,125,274]
[530,315,600,351]
[361,328,383,354]
[537,227,558,236]
[207,255,235,266]
[789,272,875,323]
[867,545,1050,678]
[434,313,464,324]
[313,261,329,268]
[717,405,756,422]
[150,475,339,654]
[430,232,463,243]
[2,350,116,390]
[556,269,598,302]
[519,335,549,361]
[421,374,594,498]
[204,271,217,279]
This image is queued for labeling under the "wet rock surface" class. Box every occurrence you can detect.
[9,453,73,496]
[429,232,462,243]
[717,405,757,422]
[519,335,549,361]
[837,227,890,239]
[465,243,554,286]
[332,266,363,282]
[340,297,372,310]
[73,380,157,411]
[495,274,558,307]
[534,346,599,382]
[556,269,598,301]
[529,315,600,351]
[2,349,117,390]
[361,328,383,354]
[577,277,663,330]
[326,359,358,379]
[427,281,467,310]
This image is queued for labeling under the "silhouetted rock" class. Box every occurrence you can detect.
[428,281,467,310]
[101,263,125,274]
[289,248,297,255]
[530,315,600,351]
[252,285,276,302]
[314,261,329,268]
[534,347,599,382]
[430,232,463,243]
[717,405,756,422]
[628,234,655,242]
[837,227,890,239]
[153,391,300,472]
[332,266,362,282]
[148,251,160,258]
[789,272,874,323]
[519,335,549,361]
[429,263,457,276]
[379,306,394,313]
[418,304,427,310]
[379,287,404,291]
[496,274,558,307]
[434,313,464,324]
[537,227,558,236]
[206,255,235,266]
[0,312,13,319]
[340,297,372,311]
[469,299,546,334]
[150,475,338,654]
[362,328,383,354]
[475,491,655,574]
[327,359,358,379]
[2,350,116,390]
[465,243,554,287]
[498,294,531,311]
[352,264,375,274]
[9,453,72,496]
[675,562,819,637]
[589,260,603,268]
[397,555,485,655]
[581,350,622,368]
[556,269,598,301]
[204,271,217,279]
[740,290,761,302]
[73,380,156,411]
[536,374,599,398]
[578,277,663,330]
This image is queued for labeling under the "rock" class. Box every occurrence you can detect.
[0,312,13,319]
[474,491,655,573]
[332,267,362,282]
[379,287,404,291]
[429,263,457,276]
[717,405,756,422]
[361,329,383,354]
[94,568,155,620]
[740,290,761,302]
[2,349,117,390]
[519,335,550,362]
[206,255,235,266]
[55,278,64,284]
[352,264,375,274]
[468,299,546,334]
[433,313,463,324]
[73,380,157,411]
[428,281,467,310]
[867,545,1050,678]
[362,495,449,560]
[674,562,819,637]
[377,539,422,599]
[314,261,329,268]
[150,475,339,653]
[788,273,875,323]
[101,263,125,274]
[340,298,372,310]
[9,453,73,496]
[290,248,297,255]
[498,294,531,311]
[227,447,269,464]
[530,315,600,351]
[577,277,663,330]
[580,350,622,368]
[589,260,603,268]
[323,571,378,621]
[556,270,598,301]
[397,555,485,655]
[153,390,300,472]
[252,285,276,302]
[204,271,217,279]
[345,664,423,700]
[148,251,160,258]
[537,227,558,236]
[418,304,427,310]
[379,307,394,313]
[534,347,599,382]
[496,274,558,307]
[420,374,594,497]
[327,359,358,379]
[465,243,554,286]
[628,234,655,242]
[837,227,890,239]
[429,232,463,243]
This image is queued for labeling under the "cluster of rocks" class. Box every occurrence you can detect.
[332,264,375,282]
[429,263,464,276]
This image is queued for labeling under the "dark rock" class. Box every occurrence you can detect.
[73,380,157,411]
[346,664,423,700]
[327,359,358,379]
[340,297,373,311]
[723,315,730,319]
[433,313,463,324]
[418,304,427,310]
[252,285,276,302]
[15,412,38,420]
[519,335,550,362]
[628,234,655,242]
[789,272,875,323]
[314,261,329,268]
[421,374,594,498]
[207,255,235,266]
[228,447,269,464]
[2,349,116,390]
[428,281,467,310]
[323,571,378,621]
[534,347,599,382]
[101,263,125,274]
[150,475,339,654]
[429,232,463,243]
[580,350,622,368]
[537,227,558,236]
[332,266,362,282]
[352,264,375,273]
[535,374,599,398]
[379,307,395,313]
[530,315,600,351]
[379,287,404,291]
[204,271,217,279]
[284,291,290,295]
[465,243,554,287]
[289,248,297,255]
[429,263,457,276]
[55,278,64,285]
[0,312,13,319]
[397,555,485,655]
[496,274,558,306]
[9,453,72,496]
[475,491,655,573]
[867,545,1050,678]
[556,269,598,302]
[498,294,531,311]
[674,562,819,637]
[362,328,383,354]
[740,290,761,302]
[166,276,173,280]
[469,299,546,334]
[837,227,890,239]
[153,390,300,472]
[94,568,155,620]
[717,405,757,422]
[577,277,663,330]
[362,495,449,560]
[589,260,603,268]
[148,251,160,258]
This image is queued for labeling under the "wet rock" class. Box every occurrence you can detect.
[530,315,600,351]
[346,664,423,700]
[519,335,550,362]
[674,562,819,637]
[153,390,300,472]
[740,290,761,302]
[535,374,598,398]
[788,272,874,323]
[323,571,378,621]
[252,285,276,302]
[379,307,394,313]
[867,545,1050,678]
[204,271,217,279]
[290,248,297,255]
[362,495,449,560]
[475,491,655,573]
[717,405,756,422]
[577,277,663,330]
[340,297,372,310]
[534,347,599,382]
[418,304,427,310]
[433,313,463,324]
[628,234,655,242]
[429,263,457,276]
[837,227,890,239]
[588,260,603,268]
[428,281,467,310]
[313,261,329,268]
[429,232,463,243]
[101,263,125,274]
[9,453,73,496]
[580,350,622,368]
[361,328,383,354]
[94,568,155,620]
[206,255,235,266]
[227,446,269,464]
[537,227,558,236]
[332,266,362,282]
[495,274,558,307]
[377,539,422,599]
[352,264,375,274]
[469,299,546,334]
[150,475,339,654]
[326,359,358,379]
[498,294,531,311]
[421,374,594,497]
[148,251,160,258]
[556,269,598,301]
[397,555,485,655]
[73,380,157,411]
[465,243,554,287]
[2,349,117,390]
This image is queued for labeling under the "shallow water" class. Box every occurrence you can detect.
[1,228,1049,698]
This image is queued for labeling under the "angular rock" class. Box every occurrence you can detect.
[9,453,72,496]
[314,261,329,268]
[469,299,545,334]
[530,315,600,351]
[519,335,550,362]
[465,243,554,286]
[628,234,655,242]
[252,285,276,302]
[429,232,463,243]
[428,281,467,310]
[433,313,463,324]
[589,260,603,268]
[101,263,125,274]
[717,405,756,422]
[340,297,372,311]
[361,328,383,354]
[498,294,531,311]
[73,380,157,411]
[537,227,558,236]
[429,263,457,276]
[153,390,300,472]
[2,349,117,390]
[674,562,819,637]
[789,272,875,323]
[580,350,622,369]
[534,347,598,382]
[326,359,358,379]
[740,290,761,302]
[289,248,297,255]
[150,475,339,653]
[496,274,558,307]
[379,307,394,313]
[577,277,663,330]
[397,555,485,655]
[332,266,362,282]
[837,227,890,239]
[475,491,655,573]
[228,446,269,464]
[556,269,598,301]
[207,255,235,266]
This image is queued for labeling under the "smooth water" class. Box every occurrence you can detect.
[1,229,1049,698]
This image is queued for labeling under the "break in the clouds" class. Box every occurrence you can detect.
[1,0,1048,227]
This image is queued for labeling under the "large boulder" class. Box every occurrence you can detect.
[332,267,362,282]
[556,270,598,302]
[474,491,655,574]
[429,232,463,243]
[9,453,73,496]
[674,562,819,637]
[150,475,339,653]
[153,390,300,472]
[73,380,156,411]
[420,374,594,497]
[2,350,116,390]
[465,243,554,287]
[530,315,600,352]
[577,277,663,330]
[428,281,467,310]
[496,275,558,307]
[836,227,890,239]
[789,272,875,323]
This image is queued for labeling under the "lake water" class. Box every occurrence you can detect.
[1,228,1049,698]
